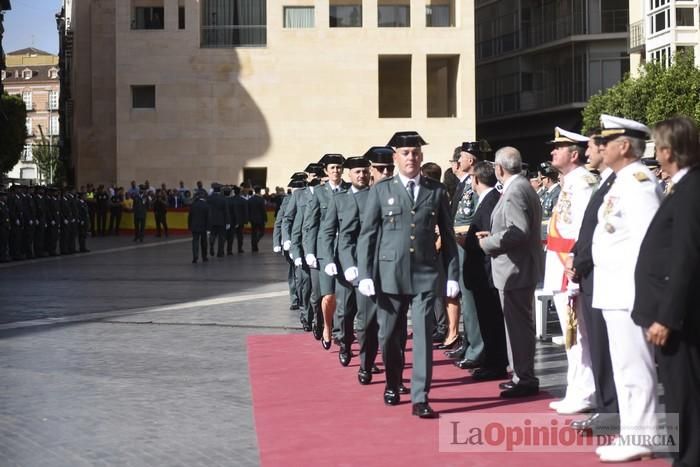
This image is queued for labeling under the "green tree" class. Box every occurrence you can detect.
[34,126,61,185]
[0,93,28,179]
[582,52,700,133]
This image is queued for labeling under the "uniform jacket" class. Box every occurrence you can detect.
[303,181,350,258]
[290,187,314,260]
[592,161,661,311]
[188,198,210,233]
[207,192,230,227]
[481,174,544,290]
[463,188,500,290]
[247,195,268,226]
[357,175,459,295]
[318,186,360,269]
[632,166,700,336]
[273,195,290,248]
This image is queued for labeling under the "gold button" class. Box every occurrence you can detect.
[410,235,415,240]
[409,248,415,253]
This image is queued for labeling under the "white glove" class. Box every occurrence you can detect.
[446,280,460,298]
[294,257,303,267]
[344,266,359,282]
[283,240,291,251]
[273,246,282,253]
[324,263,338,276]
[225,224,231,230]
[305,253,317,268]
[288,251,294,260]
[358,279,375,297]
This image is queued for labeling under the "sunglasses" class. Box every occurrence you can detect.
[374,165,395,173]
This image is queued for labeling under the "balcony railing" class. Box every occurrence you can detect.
[629,20,645,52]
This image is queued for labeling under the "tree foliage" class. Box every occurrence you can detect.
[34,126,61,185]
[582,52,700,133]
[0,93,28,176]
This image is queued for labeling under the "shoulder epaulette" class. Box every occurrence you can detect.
[583,173,598,186]
[633,172,650,182]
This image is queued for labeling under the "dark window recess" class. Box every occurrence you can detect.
[133,7,165,30]
[676,8,694,26]
[242,167,267,189]
[378,5,410,27]
[179,6,186,29]
[330,5,362,27]
[132,85,156,109]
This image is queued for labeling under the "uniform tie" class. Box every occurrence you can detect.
[407,180,416,204]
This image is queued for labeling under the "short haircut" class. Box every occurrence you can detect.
[421,162,442,181]
[621,136,646,159]
[494,146,522,174]
[473,161,497,187]
[653,116,700,169]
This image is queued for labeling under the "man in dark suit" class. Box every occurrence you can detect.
[248,186,268,253]
[188,191,210,263]
[207,183,230,258]
[358,131,460,418]
[224,186,236,255]
[479,146,544,398]
[463,161,509,381]
[632,116,700,467]
[231,186,249,253]
[132,185,148,243]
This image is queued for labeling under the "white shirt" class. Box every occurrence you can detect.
[327,181,342,193]
[397,172,421,200]
[672,167,689,184]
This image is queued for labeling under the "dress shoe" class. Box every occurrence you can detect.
[454,358,482,370]
[571,413,620,435]
[192,258,197,263]
[436,336,461,350]
[289,304,300,311]
[412,402,438,419]
[321,338,331,350]
[432,332,446,343]
[471,368,509,382]
[358,369,372,385]
[339,347,351,366]
[499,381,515,390]
[597,444,652,462]
[311,322,323,341]
[555,401,593,415]
[444,343,467,360]
[383,388,400,406]
[370,364,382,374]
[500,383,539,398]
[398,384,410,395]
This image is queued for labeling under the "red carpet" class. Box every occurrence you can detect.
[248,333,670,467]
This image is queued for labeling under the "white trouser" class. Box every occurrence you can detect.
[553,292,595,407]
[602,309,659,440]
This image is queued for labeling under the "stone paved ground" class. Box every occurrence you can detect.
[0,233,568,466]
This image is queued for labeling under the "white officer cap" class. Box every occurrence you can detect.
[548,127,589,146]
[600,114,651,141]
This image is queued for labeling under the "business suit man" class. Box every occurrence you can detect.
[480,146,543,398]
[132,188,148,243]
[632,117,700,467]
[358,131,460,418]
[463,162,509,381]
[207,183,230,258]
[248,187,268,253]
[188,193,209,263]
[231,186,249,253]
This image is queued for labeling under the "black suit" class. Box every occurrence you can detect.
[232,195,249,252]
[207,192,230,257]
[570,171,618,415]
[463,188,508,371]
[247,195,267,252]
[632,167,700,467]
[188,198,210,261]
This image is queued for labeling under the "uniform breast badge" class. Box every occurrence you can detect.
[388,198,395,205]
[557,191,572,224]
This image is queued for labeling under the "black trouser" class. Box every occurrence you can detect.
[472,286,509,371]
[336,276,356,348]
[10,224,24,259]
[33,223,45,257]
[250,223,264,252]
[68,221,77,253]
[155,211,168,237]
[580,273,618,413]
[209,225,225,256]
[96,208,108,236]
[134,216,145,241]
[88,204,96,235]
[109,208,122,234]
[0,227,10,261]
[192,231,208,260]
[297,264,313,325]
[45,224,58,255]
[234,225,244,252]
[23,224,34,258]
[225,227,235,254]
[657,332,700,467]
[78,222,88,251]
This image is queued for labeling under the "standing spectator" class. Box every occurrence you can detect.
[77,192,90,253]
[207,183,230,257]
[153,189,169,237]
[127,180,139,198]
[132,185,148,243]
[224,186,236,255]
[86,184,97,237]
[248,186,268,253]
[188,191,209,263]
[231,185,249,253]
[479,146,543,398]
[95,185,110,236]
[109,188,124,235]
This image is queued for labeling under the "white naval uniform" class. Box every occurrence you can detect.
[543,166,597,410]
[592,160,662,442]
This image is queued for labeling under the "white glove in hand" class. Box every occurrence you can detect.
[358,279,376,297]
[225,224,231,230]
[273,246,282,253]
[282,240,291,251]
[344,266,359,282]
[294,257,303,267]
[305,254,317,268]
[446,280,460,298]
[324,263,338,277]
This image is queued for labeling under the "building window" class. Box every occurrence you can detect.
[50,116,60,136]
[378,4,410,27]
[378,55,411,118]
[22,91,32,110]
[650,0,669,11]
[1,70,6,80]
[132,6,165,29]
[49,90,59,110]
[330,4,362,27]
[48,68,59,79]
[131,85,156,109]
[284,6,314,28]
[22,144,33,162]
[650,46,671,67]
[22,69,33,80]
[676,45,694,59]
[20,167,36,180]
[201,0,267,47]
[427,55,458,118]
[179,5,186,29]
[242,167,267,188]
[601,0,628,33]
[26,118,33,136]
[651,9,670,34]
[426,2,453,27]
[676,8,694,27]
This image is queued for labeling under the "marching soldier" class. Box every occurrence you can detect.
[591,115,662,462]
[0,190,10,262]
[20,185,36,259]
[77,192,91,252]
[8,186,24,260]
[357,131,460,418]
[45,187,60,256]
[543,127,598,415]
